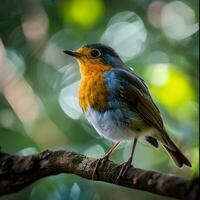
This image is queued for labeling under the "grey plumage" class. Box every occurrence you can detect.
[105,68,191,167]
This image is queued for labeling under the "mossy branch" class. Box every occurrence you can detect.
[0,150,199,199]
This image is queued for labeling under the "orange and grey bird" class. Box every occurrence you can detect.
[63,43,191,181]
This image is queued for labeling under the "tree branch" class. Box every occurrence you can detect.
[0,150,198,199]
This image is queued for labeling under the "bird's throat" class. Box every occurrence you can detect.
[77,59,112,77]
[79,72,109,112]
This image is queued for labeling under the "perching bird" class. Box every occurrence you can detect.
[63,43,191,181]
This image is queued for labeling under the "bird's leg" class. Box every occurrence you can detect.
[115,138,138,184]
[103,141,121,160]
[92,141,120,179]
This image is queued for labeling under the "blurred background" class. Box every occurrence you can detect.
[0,0,199,199]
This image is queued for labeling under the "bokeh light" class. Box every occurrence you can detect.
[59,80,82,120]
[6,50,26,76]
[147,0,165,28]
[69,183,81,200]
[161,1,199,40]
[101,11,147,61]
[30,180,63,200]
[0,109,15,128]
[59,0,104,27]
[17,147,38,156]
[145,63,195,116]
[49,29,84,49]
[22,4,49,55]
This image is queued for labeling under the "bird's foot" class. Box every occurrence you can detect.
[92,156,109,179]
[115,158,133,184]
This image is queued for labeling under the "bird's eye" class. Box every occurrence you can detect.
[90,49,101,58]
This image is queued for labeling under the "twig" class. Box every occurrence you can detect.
[0,150,198,199]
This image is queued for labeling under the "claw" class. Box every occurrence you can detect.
[92,157,108,179]
[115,138,137,184]
[115,158,133,184]
[92,141,121,180]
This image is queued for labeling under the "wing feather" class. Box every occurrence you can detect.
[111,69,164,132]
[107,68,191,167]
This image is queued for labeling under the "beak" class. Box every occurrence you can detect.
[63,50,81,57]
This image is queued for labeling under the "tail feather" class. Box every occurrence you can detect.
[164,144,192,168]
[156,130,192,168]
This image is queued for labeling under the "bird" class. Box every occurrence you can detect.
[63,43,191,182]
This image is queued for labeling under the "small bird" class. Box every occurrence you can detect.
[63,43,191,181]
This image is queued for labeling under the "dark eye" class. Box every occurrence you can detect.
[90,49,101,58]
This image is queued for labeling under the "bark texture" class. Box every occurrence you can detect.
[0,150,199,199]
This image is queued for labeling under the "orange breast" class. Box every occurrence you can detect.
[79,73,108,112]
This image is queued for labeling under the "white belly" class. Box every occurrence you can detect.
[85,107,153,142]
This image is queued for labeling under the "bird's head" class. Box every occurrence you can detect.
[64,43,124,76]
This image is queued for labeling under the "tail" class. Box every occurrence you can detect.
[156,130,192,168]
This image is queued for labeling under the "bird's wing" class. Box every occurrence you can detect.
[107,69,191,166]
[110,68,164,132]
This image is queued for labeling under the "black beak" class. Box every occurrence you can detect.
[63,50,80,57]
